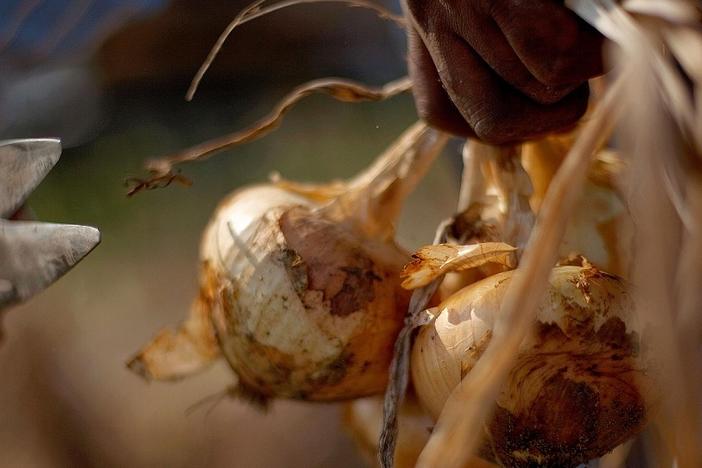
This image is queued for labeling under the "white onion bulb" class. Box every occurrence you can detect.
[412,266,654,466]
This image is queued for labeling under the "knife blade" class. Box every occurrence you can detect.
[0,139,61,218]
[0,220,100,308]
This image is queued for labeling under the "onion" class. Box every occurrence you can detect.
[130,122,449,401]
[201,184,410,399]
[411,265,654,466]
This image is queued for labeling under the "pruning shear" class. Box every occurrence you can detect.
[0,139,100,311]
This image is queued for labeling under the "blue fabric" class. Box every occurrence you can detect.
[0,0,168,66]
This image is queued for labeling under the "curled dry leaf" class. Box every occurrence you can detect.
[269,172,348,203]
[125,0,410,197]
[400,242,517,290]
[124,171,192,197]
[127,77,412,195]
[186,0,407,101]
[127,264,222,380]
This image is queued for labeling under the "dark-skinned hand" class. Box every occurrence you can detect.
[404,0,605,143]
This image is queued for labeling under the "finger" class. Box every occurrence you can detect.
[487,0,604,86]
[407,27,475,137]
[448,2,579,104]
[424,29,589,144]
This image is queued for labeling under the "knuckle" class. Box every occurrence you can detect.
[530,40,603,86]
[472,108,514,144]
[502,64,577,104]
[471,89,588,144]
[532,54,576,86]
[474,121,517,144]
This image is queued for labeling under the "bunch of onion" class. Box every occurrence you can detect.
[404,0,702,461]
[129,122,451,401]
[382,136,646,466]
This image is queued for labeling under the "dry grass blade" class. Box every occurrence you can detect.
[618,44,694,466]
[674,175,702,465]
[623,0,699,24]
[572,2,702,465]
[400,242,517,290]
[186,0,406,101]
[570,0,700,150]
[663,26,702,152]
[378,220,451,468]
[125,76,412,195]
[416,75,625,468]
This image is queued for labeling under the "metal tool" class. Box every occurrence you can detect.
[0,139,100,311]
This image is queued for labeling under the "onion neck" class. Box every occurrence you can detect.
[319,121,450,241]
[459,140,535,254]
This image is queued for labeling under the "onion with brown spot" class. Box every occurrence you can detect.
[129,123,450,401]
[411,265,655,467]
[202,185,411,399]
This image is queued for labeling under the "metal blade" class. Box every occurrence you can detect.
[0,220,100,309]
[0,139,61,218]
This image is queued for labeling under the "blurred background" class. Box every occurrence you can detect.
[0,1,460,466]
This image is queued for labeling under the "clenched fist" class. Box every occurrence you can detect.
[404,0,604,143]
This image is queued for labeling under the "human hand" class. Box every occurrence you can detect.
[404,0,604,143]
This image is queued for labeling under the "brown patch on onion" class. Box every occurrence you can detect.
[279,206,386,317]
[490,317,646,467]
